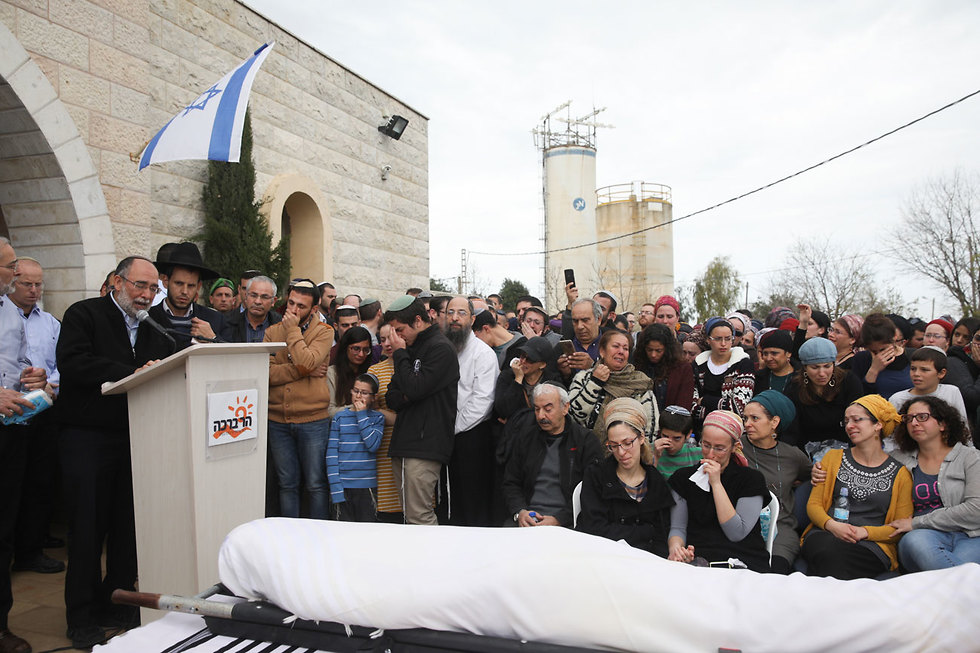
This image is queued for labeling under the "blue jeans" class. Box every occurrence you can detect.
[268,418,330,519]
[899,528,980,571]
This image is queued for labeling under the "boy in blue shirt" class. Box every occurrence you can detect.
[327,373,385,521]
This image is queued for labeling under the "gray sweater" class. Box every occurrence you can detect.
[891,442,980,537]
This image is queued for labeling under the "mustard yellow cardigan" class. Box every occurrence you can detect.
[802,448,913,571]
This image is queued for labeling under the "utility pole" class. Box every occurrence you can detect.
[459,249,467,295]
[744,281,749,308]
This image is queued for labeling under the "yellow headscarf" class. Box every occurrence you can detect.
[852,394,902,437]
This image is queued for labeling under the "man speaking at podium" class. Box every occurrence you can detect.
[55,255,174,649]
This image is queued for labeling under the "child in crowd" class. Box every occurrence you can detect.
[888,346,970,430]
[652,405,700,478]
[327,372,385,521]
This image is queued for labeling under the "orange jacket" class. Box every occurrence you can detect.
[265,319,333,424]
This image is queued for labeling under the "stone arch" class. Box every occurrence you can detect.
[261,174,333,284]
[0,21,115,317]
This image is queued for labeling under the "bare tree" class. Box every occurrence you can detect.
[592,260,637,316]
[892,170,980,317]
[765,237,909,318]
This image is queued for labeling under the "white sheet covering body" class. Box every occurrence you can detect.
[219,518,980,653]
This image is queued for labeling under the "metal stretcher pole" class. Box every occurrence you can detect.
[111,589,236,620]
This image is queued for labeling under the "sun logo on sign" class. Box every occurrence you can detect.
[212,395,255,440]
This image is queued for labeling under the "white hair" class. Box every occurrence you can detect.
[532,382,569,407]
[246,275,278,296]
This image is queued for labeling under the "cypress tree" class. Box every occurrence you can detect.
[200,110,290,292]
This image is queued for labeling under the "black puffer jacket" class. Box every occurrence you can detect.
[576,457,674,556]
[386,324,460,464]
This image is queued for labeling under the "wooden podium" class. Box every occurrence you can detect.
[103,342,284,622]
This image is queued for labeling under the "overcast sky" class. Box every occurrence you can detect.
[241,0,980,318]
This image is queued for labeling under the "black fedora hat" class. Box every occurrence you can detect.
[156,242,218,280]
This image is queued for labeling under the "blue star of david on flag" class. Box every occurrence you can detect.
[182,84,223,116]
[138,42,274,170]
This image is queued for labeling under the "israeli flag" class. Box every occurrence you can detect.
[138,42,274,171]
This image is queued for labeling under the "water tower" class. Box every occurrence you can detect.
[533,102,611,310]
[595,181,674,310]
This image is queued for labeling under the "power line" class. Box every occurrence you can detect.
[469,86,980,258]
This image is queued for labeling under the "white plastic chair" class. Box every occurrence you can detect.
[761,490,779,560]
[572,481,583,528]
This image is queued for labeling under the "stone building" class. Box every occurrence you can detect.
[0,0,429,318]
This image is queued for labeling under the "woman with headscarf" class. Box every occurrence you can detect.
[827,314,864,371]
[653,295,682,332]
[800,395,913,580]
[667,410,771,572]
[568,330,659,440]
[741,391,812,573]
[633,323,695,413]
[783,337,863,453]
[692,317,755,429]
[681,326,706,365]
[577,397,675,556]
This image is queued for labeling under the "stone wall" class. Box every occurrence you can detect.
[0,0,429,315]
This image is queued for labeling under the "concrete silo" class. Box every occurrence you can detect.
[533,103,610,310]
[595,181,674,309]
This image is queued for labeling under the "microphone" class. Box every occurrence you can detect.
[165,327,220,343]
[136,309,176,349]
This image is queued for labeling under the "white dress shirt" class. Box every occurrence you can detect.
[455,331,499,434]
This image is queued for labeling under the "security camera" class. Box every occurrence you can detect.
[381,164,392,181]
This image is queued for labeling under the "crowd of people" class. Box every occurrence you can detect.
[2,236,979,652]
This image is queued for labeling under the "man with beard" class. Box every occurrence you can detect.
[55,256,172,648]
[384,296,459,525]
[443,296,498,526]
[148,242,224,350]
[264,280,333,519]
[0,238,49,653]
[502,383,602,528]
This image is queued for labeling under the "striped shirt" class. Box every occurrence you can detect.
[369,358,401,513]
[656,442,702,479]
[326,407,384,504]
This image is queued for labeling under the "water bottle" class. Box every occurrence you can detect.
[1,389,53,426]
[833,486,850,523]
[759,506,772,542]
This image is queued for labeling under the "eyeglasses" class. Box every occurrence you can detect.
[733,330,743,337]
[902,412,935,424]
[701,443,731,454]
[606,435,641,452]
[0,259,17,270]
[709,336,733,343]
[351,389,375,396]
[246,292,275,302]
[15,281,43,290]
[118,275,162,295]
[348,345,372,354]
[923,333,948,341]
[638,310,654,316]
[446,309,470,317]
[841,416,874,427]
